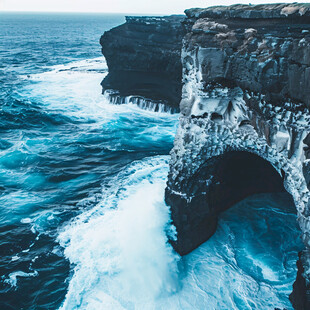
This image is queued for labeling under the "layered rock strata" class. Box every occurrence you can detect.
[100,15,186,109]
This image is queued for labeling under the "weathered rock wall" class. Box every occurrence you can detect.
[183,4,310,108]
[164,3,310,309]
[100,15,186,109]
[167,2,310,251]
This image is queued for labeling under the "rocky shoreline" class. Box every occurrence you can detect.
[100,3,310,309]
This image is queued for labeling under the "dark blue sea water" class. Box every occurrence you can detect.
[0,13,303,310]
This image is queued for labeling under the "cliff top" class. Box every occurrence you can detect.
[125,15,185,24]
[185,3,310,20]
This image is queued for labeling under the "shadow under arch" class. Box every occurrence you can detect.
[206,151,287,214]
[167,149,305,307]
[167,149,301,256]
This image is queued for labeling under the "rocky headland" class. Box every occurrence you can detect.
[100,3,310,309]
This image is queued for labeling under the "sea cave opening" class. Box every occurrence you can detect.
[168,150,304,307]
[169,150,302,252]
[193,150,303,307]
[208,151,287,213]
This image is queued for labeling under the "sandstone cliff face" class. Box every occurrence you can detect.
[100,15,186,108]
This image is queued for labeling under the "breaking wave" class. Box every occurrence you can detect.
[58,157,302,310]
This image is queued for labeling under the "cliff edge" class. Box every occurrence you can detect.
[100,15,186,109]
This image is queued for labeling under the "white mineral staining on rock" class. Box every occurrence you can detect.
[280,4,308,17]
[167,4,310,287]
[192,19,229,33]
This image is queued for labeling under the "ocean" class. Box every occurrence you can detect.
[0,12,303,309]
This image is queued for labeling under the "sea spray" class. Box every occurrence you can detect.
[58,157,180,309]
[58,157,302,310]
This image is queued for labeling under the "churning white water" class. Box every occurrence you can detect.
[58,157,301,310]
[58,157,178,309]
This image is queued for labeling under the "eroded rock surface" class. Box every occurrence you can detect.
[164,3,310,308]
[166,3,310,253]
[183,4,310,108]
[100,15,186,109]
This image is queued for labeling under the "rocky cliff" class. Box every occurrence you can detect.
[101,3,310,309]
[100,15,186,110]
[182,3,310,108]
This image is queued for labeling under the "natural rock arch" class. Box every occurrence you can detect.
[166,47,310,259]
[165,117,309,255]
[166,117,309,249]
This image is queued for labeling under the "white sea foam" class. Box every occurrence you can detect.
[4,271,38,287]
[58,156,179,309]
[21,57,115,124]
[1,58,178,229]
[58,156,300,310]
[20,57,177,126]
[2,56,300,309]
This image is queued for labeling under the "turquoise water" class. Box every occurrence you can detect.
[0,13,303,310]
